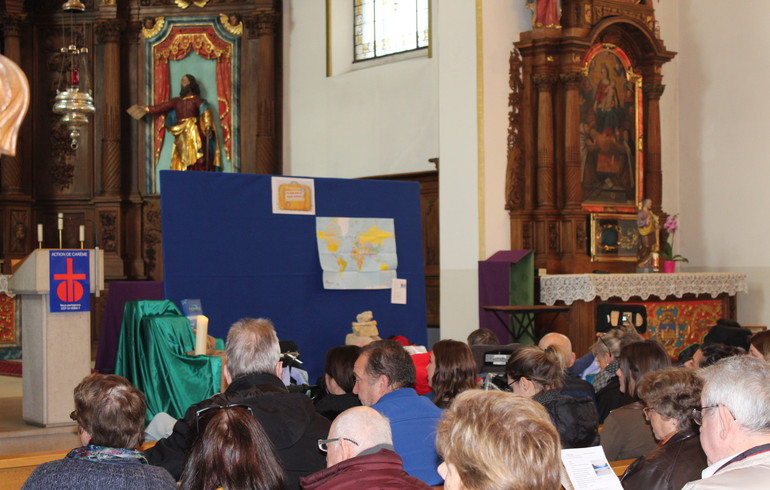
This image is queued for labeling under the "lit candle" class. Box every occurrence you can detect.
[57,213,63,230]
[37,224,43,242]
[195,315,209,356]
[79,225,85,242]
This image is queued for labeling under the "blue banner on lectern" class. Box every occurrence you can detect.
[49,250,90,312]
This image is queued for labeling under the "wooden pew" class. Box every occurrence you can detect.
[610,457,635,477]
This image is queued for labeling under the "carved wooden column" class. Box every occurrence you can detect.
[643,80,665,209]
[248,9,280,175]
[93,18,125,279]
[95,19,122,196]
[534,73,557,210]
[0,14,24,195]
[561,71,583,209]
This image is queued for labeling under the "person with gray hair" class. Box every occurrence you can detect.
[682,356,770,489]
[300,406,431,489]
[145,318,330,489]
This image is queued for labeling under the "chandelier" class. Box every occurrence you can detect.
[52,0,94,151]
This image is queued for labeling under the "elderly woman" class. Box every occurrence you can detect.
[505,345,599,448]
[436,390,562,490]
[425,339,479,408]
[592,326,643,422]
[600,340,671,461]
[23,374,175,489]
[620,367,707,489]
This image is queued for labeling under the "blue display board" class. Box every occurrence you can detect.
[160,171,427,379]
[49,250,91,312]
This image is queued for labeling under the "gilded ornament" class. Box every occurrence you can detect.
[219,13,243,36]
[142,17,165,39]
[175,0,210,8]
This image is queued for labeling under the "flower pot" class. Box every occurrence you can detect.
[662,260,676,273]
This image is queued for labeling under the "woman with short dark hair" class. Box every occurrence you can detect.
[600,340,671,461]
[620,367,707,490]
[179,404,286,490]
[313,345,362,421]
[23,374,175,489]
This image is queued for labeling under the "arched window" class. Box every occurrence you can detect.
[354,0,429,61]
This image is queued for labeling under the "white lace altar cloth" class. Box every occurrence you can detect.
[540,272,748,306]
[0,274,11,297]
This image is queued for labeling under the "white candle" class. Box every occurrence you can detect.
[195,315,209,355]
[57,213,63,230]
[79,225,85,242]
[37,224,43,242]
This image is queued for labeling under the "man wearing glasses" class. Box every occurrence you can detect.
[300,406,430,489]
[683,356,770,489]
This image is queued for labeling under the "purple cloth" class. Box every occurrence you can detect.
[478,251,532,342]
[94,281,164,374]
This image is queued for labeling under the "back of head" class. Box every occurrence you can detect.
[226,318,280,380]
[73,373,146,449]
[467,328,500,346]
[325,345,361,393]
[361,339,415,390]
[698,342,742,368]
[538,333,574,370]
[331,406,392,456]
[436,390,561,490]
[618,340,671,397]
[505,345,563,390]
[751,330,770,361]
[700,356,770,434]
[703,319,751,351]
[638,367,702,431]
[180,406,286,490]
[592,325,644,358]
[431,340,478,404]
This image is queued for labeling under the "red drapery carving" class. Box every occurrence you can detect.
[152,26,233,166]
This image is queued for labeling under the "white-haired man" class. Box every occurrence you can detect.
[682,356,770,489]
[145,318,330,489]
[300,406,431,489]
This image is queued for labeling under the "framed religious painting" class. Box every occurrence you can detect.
[588,212,639,262]
[143,15,242,193]
[580,43,643,213]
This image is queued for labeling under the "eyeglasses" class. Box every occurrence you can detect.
[505,377,521,392]
[195,403,253,433]
[318,437,359,452]
[642,407,655,418]
[692,405,719,425]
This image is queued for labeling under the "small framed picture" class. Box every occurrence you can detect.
[588,213,639,262]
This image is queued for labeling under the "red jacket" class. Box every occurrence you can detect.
[299,449,432,490]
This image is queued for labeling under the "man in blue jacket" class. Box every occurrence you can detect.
[353,339,443,486]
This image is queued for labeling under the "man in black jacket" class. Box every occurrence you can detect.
[145,318,329,489]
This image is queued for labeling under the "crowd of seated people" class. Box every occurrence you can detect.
[21,314,770,490]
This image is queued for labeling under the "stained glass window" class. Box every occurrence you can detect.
[354,0,429,61]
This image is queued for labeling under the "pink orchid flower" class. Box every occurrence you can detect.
[664,215,678,232]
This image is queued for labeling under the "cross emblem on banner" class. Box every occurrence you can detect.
[54,257,87,302]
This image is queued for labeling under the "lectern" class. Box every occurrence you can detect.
[8,249,104,426]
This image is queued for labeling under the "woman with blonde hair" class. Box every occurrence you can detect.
[505,345,599,448]
[436,390,561,490]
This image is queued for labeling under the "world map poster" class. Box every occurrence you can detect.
[316,217,398,290]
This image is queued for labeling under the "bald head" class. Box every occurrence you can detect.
[325,406,392,467]
[538,332,576,369]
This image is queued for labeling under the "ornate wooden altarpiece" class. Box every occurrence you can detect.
[506,0,675,274]
[0,0,282,340]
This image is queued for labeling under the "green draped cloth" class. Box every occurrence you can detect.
[114,300,222,421]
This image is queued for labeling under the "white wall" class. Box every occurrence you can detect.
[675,0,770,325]
[283,0,438,178]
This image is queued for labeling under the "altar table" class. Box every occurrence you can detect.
[538,272,748,357]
